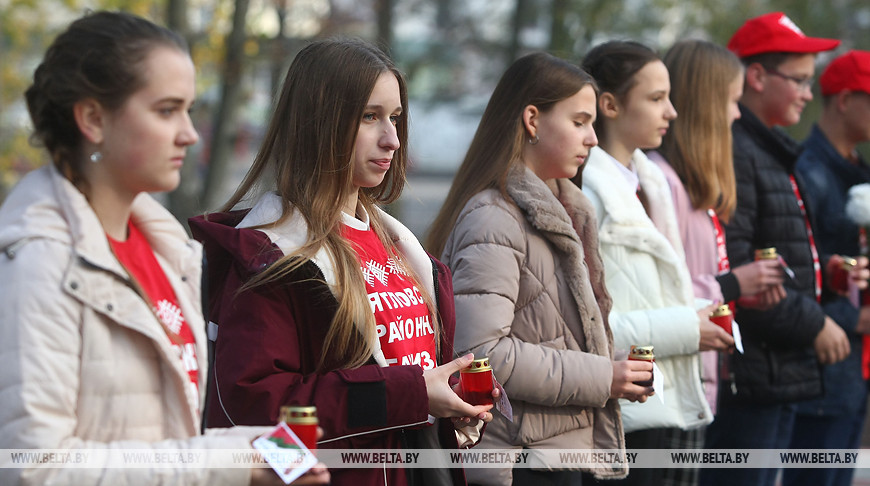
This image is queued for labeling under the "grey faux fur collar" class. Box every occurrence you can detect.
[504,164,613,359]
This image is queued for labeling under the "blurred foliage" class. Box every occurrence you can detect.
[0,0,235,202]
[1,0,869,202]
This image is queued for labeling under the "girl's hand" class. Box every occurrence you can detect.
[699,302,735,352]
[610,360,654,402]
[424,354,493,419]
[250,427,331,485]
[452,386,500,429]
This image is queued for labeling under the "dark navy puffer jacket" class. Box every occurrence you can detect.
[794,124,870,417]
[721,104,825,406]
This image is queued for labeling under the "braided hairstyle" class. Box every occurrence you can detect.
[25,11,187,190]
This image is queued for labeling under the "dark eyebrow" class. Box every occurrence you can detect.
[154,97,187,106]
[365,104,403,113]
[573,111,595,124]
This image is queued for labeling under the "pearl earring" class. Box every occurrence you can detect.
[89,151,102,163]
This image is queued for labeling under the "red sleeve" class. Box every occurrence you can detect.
[207,260,431,442]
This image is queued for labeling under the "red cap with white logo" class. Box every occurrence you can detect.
[820,50,870,96]
[728,12,840,58]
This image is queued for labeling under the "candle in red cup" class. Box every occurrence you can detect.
[460,357,494,406]
[628,345,654,387]
[710,304,733,335]
[279,405,318,450]
[831,257,857,294]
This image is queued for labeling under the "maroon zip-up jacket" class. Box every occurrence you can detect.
[190,205,468,486]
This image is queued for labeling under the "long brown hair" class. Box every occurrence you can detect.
[659,40,743,222]
[221,38,434,371]
[426,52,596,257]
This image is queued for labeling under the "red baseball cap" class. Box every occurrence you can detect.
[728,12,840,58]
[820,50,870,96]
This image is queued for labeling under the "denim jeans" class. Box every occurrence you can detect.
[780,406,866,486]
[699,385,796,486]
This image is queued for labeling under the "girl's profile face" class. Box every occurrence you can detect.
[524,84,598,181]
[727,72,744,126]
[351,72,402,191]
[611,60,677,151]
[97,46,198,197]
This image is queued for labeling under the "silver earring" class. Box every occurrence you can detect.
[529,134,539,145]
[89,151,102,163]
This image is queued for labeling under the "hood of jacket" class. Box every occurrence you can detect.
[0,165,213,469]
[190,192,437,368]
[0,165,198,282]
[583,146,694,305]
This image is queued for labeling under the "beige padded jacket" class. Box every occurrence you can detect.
[441,165,627,483]
[0,166,258,486]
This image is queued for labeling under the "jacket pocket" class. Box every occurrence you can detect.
[509,400,591,445]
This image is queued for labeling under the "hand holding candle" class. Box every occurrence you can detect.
[459,357,494,406]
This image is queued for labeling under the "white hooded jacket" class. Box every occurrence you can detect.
[581,147,712,432]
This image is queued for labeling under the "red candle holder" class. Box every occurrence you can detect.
[628,345,654,387]
[831,257,857,294]
[460,357,494,406]
[710,304,733,335]
[279,405,318,450]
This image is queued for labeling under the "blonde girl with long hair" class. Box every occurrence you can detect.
[189,38,492,486]
[648,39,785,417]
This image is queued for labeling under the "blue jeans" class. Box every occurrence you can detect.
[699,389,796,486]
[780,407,866,486]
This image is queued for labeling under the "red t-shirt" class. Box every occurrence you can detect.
[108,222,200,408]
[342,214,437,370]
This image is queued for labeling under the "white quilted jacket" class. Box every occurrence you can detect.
[581,147,712,433]
[0,166,257,485]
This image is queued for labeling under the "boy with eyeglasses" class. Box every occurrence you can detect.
[700,12,850,486]
[784,50,870,486]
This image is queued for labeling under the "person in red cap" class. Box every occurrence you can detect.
[700,12,853,486]
[784,50,870,486]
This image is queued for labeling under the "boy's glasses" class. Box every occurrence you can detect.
[765,68,814,91]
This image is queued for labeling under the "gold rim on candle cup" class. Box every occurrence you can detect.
[461,357,492,373]
[842,257,858,270]
[628,345,654,361]
[711,304,732,318]
[755,247,778,260]
[279,405,318,425]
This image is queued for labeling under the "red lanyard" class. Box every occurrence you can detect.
[858,227,870,380]
[709,209,736,315]
[708,209,730,274]
[788,175,822,302]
